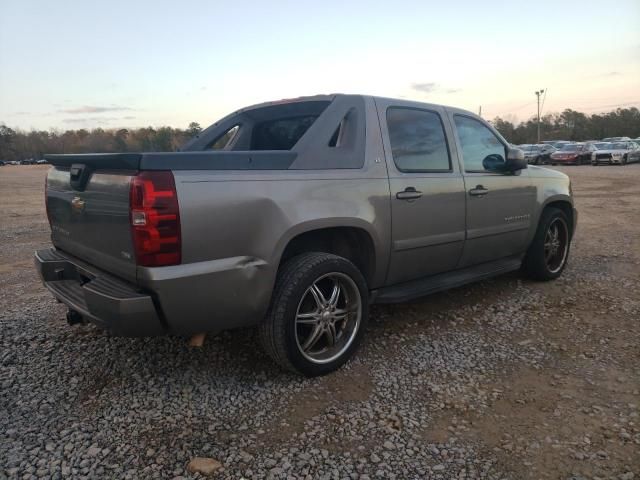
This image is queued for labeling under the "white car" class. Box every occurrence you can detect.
[591,141,639,165]
[602,136,631,142]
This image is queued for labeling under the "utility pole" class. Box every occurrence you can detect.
[535,89,545,143]
[478,106,482,117]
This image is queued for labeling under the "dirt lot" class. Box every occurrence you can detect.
[1,164,639,480]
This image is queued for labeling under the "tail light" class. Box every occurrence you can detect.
[129,171,181,267]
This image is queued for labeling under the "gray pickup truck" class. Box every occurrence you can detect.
[36,94,576,376]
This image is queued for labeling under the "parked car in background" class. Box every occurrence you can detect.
[36,159,48,165]
[602,137,631,142]
[587,141,608,151]
[8,160,20,165]
[549,143,595,165]
[520,144,556,165]
[0,160,6,166]
[552,141,572,149]
[626,146,640,164]
[592,141,640,165]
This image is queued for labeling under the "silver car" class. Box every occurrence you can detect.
[592,141,639,165]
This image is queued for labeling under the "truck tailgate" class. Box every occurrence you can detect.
[45,154,141,282]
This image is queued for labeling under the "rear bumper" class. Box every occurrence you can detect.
[35,248,165,336]
[552,158,580,164]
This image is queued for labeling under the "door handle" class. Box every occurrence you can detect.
[469,185,489,196]
[396,187,423,200]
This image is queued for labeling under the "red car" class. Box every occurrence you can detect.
[549,143,595,165]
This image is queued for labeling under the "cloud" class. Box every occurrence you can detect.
[586,71,624,80]
[411,82,438,93]
[62,117,113,124]
[411,83,461,94]
[61,115,138,125]
[59,105,134,114]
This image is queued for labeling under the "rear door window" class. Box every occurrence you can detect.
[386,108,451,172]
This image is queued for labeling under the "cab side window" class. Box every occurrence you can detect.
[209,125,240,150]
[453,115,506,172]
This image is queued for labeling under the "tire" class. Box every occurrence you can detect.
[522,207,571,281]
[622,155,627,165]
[259,252,368,376]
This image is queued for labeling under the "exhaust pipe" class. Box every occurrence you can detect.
[66,309,84,326]
[188,332,206,347]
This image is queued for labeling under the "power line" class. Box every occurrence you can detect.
[490,101,536,118]
[579,101,640,111]
[486,99,638,119]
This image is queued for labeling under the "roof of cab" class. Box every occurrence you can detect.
[240,93,477,118]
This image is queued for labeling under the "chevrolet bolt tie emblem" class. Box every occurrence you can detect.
[71,196,85,213]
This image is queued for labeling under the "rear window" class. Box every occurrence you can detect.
[197,100,331,152]
[251,116,318,150]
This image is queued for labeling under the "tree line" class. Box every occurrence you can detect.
[491,107,640,145]
[2,107,640,162]
[0,122,203,162]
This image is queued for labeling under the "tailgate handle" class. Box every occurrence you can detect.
[69,163,92,191]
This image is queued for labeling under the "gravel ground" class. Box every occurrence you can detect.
[1,164,639,480]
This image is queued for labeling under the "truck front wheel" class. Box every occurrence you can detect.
[259,252,368,376]
[522,207,571,281]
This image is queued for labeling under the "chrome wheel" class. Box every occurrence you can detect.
[294,272,362,364]
[544,217,569,274]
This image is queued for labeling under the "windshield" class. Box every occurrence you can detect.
[561,144,582,152]
[520,145,539,153]
[608,142,627,149]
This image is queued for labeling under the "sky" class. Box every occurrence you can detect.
[1,0,639,130]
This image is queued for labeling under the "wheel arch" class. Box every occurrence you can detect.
[273,220,381,288]
[541,197,575,238]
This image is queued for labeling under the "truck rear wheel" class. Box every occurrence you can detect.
[522,207,571,281]
[259,252,368,376]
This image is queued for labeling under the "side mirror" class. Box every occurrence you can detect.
[482,153,507,172]
[505,148,528,171]
[481,148,528,173]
